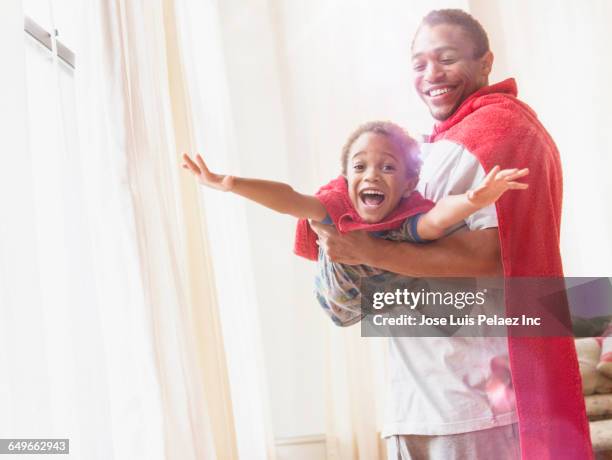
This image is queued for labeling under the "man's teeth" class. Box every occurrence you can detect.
[429,87,452,97]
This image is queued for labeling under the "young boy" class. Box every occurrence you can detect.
[182,121,528,325]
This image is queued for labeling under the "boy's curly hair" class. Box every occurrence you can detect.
[341,121,421,179]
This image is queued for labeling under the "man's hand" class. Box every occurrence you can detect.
[310,221,375,265]
[467,165,529,208]
[182,153,235,191]
[313,223,501,276]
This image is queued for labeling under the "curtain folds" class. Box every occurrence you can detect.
[92,0,276,458]
[325,326,388,460]
[4,0,272,458]
[87,0,251,458]
[171,0,277,458]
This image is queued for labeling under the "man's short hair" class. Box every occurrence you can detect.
[419,9,490,58]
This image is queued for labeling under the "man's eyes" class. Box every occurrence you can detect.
[382,164,396,172]
[353,164,365,171]
[412,57,457,71]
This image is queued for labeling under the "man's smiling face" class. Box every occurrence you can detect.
[411,23,493,121]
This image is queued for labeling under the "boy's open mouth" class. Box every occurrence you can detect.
[359,189,385,207]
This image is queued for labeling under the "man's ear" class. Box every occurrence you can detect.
[481,51,494,78]
[402,176,419,197]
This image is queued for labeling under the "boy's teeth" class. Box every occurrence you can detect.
[361,190,385,206]
[430,88,451,97]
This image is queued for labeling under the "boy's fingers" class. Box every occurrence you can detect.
[483,165,500,183]
[508,182,529,190]
[195,154,210,175]
[182,153,195,164]
[182,154,200,173]
[506,168,529,180]
[496,168,519,180]
[497,168,530,181]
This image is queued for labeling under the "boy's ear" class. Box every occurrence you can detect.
[402,176,419,197]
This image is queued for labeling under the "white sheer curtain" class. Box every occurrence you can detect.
[1,1,165,459]
[171,1,277,458]
[74,0,277,457]
[1,0,277,458]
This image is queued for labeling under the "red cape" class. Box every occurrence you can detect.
[294,176,434,260]
[431,79,591,459]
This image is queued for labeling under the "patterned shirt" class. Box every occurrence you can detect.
[315,213,423,326]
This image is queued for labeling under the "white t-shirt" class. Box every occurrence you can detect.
[382,140,518,437]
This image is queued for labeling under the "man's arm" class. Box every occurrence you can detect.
[310,222,502,277]
[183,153,327,221]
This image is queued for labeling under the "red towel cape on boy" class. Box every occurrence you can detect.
[294,178,434,261]
[295,78,592,459]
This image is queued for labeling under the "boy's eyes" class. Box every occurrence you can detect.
[352,163,397,172]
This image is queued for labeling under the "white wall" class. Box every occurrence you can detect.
[470,0,612,276]
[272,0,469,183]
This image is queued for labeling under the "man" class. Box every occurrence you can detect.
[311,9,591,460]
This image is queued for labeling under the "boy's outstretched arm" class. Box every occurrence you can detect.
[416,166,529,240]
[182,153,327,221]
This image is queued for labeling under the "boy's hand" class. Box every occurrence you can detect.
[467,166,529,208]
[182,153,234,191]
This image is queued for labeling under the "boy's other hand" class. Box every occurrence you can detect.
[467,166,529,208]
[182,153,235,191]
